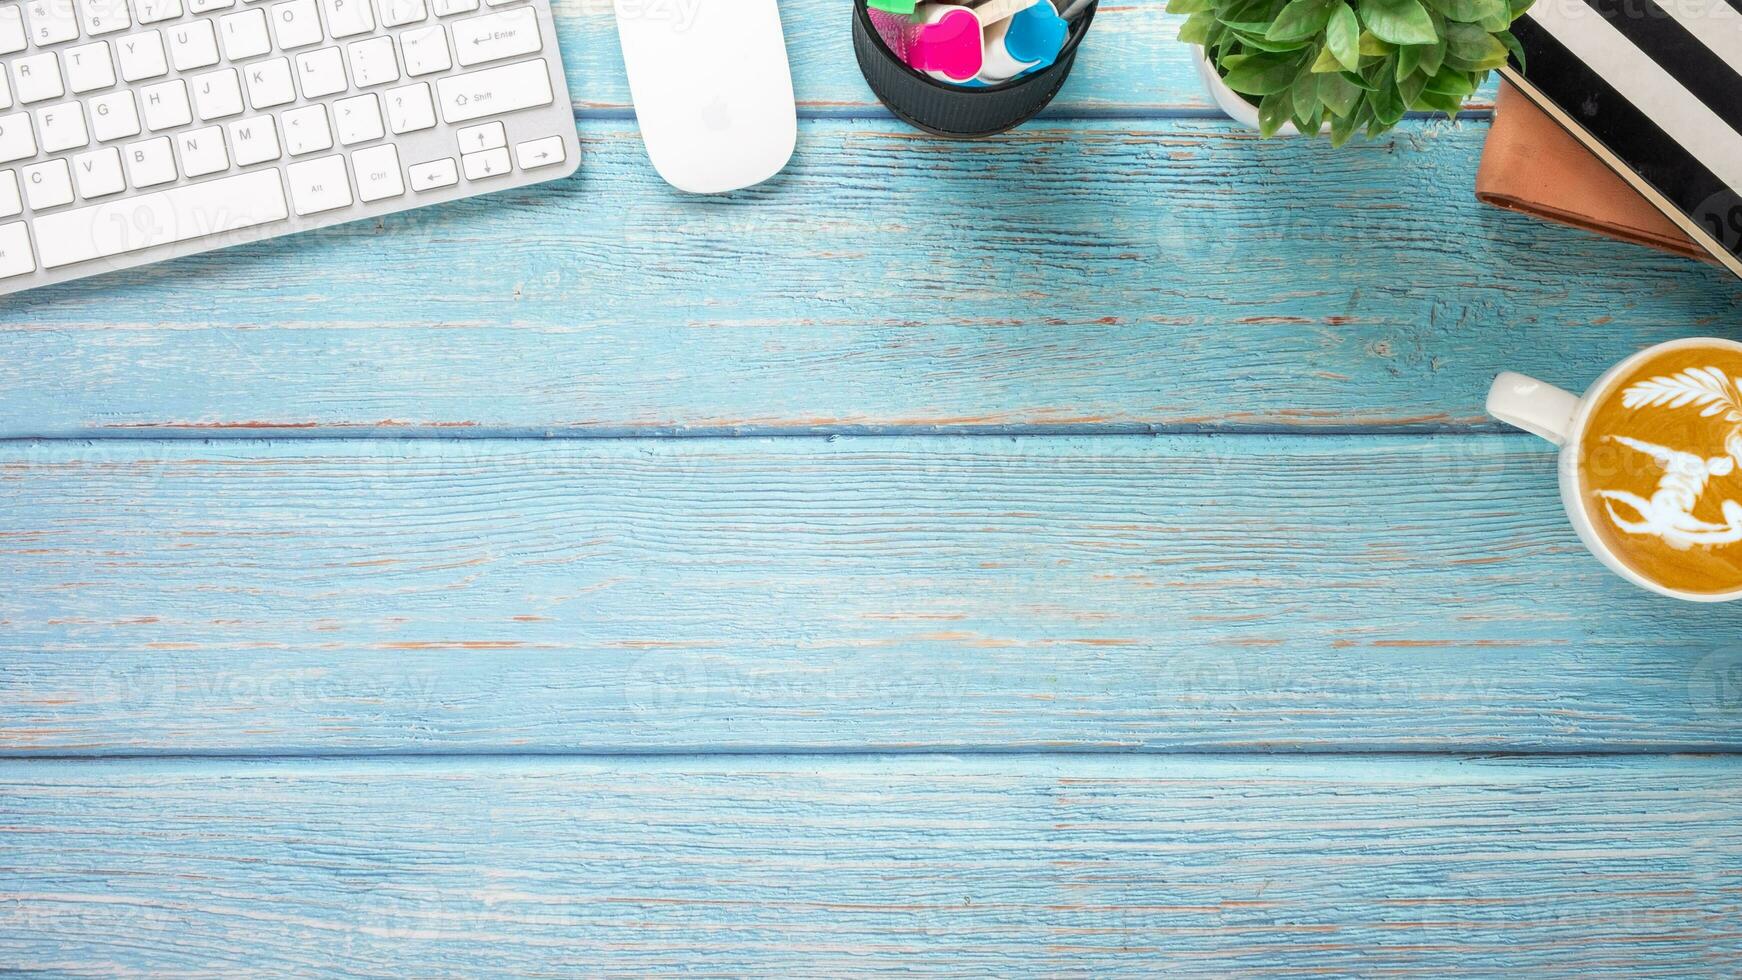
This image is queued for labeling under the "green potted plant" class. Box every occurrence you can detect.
[1175,0,1530,142]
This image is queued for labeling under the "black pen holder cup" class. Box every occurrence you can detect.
[852,0,1097,139]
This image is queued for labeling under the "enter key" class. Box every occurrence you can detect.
[451,7,542,67]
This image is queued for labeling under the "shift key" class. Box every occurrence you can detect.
[436,59,553,124]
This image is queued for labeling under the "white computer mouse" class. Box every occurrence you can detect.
[614,0,798,194]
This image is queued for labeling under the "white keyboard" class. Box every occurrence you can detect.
[0,0,578,294]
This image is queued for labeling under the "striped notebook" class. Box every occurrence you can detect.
[1504,0,1742,278]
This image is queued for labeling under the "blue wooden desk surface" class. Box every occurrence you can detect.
[5,1,1742,973]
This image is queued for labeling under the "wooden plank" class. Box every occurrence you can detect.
[5,436,1739,755]
[1,755,1738,974]
[562,0,1230,113]
[1,120,1732,437]
[552,0,1495,113]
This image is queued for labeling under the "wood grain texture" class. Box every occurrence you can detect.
[2,755,1738,976]
[553,0,1496,114]
[2,120,1735,437]
[6,436,1740,755]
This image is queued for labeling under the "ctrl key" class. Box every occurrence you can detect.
[0,221,35,279]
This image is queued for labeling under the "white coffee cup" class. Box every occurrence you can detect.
[1487,337,1742,603]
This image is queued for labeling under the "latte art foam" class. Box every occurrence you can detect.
[1578,344,1742,595]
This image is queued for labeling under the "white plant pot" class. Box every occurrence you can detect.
[1192,45,1312,136]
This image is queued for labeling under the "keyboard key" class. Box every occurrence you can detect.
[268,0,321,48]
[191,66,243,119]
[0,222,34,278]
[435,58,551,124]
[36,101,90,151]
[460,145,505,180]
[0,112,37,162]
[24,0,79,45]
[35,167,287,267]
[375,0,424,27]
[514,134,562,169]
[132,0,182,23]
[176,124,227,175]
[332,92,380,145]
[228,114,278,164]
[432,0,475,15]
[286,152,349,214]
[168,18,218,71]
[22,159,74,209]
[71,144,125,196]
[318,0,372,37]
[280,102,330,153]
[13,53,66,104]
[0,74,10,111]
[346,35,398,87]
[296,46,346,99]
[75,0,129,34]
[0,171,20,215]
[243,56,295,109]
[406,155,453,190]
[89,88,139,139]
[0,7,27,53]
[384,81,433,133]
[123,134,175,185]
[451,6,537,67]
[139,78,190,129]
[188,0,234,11]
[456,120,501,152]
[65,40,116,93]
[398,22,448,76]
[218,7,269,59]
[351,142,401,201]
[116,30,167,81]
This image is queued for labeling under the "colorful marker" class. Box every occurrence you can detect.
[977,0,1068,82]
[907,4,984,83]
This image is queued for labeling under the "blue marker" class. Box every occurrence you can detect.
[977,0,1068,83]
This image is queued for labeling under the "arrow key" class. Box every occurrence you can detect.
[514,134,563,170]
[461,145,509,180]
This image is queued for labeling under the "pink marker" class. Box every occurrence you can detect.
[906,5,983,84]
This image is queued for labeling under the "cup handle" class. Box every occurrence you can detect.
[1487,372,1581,447]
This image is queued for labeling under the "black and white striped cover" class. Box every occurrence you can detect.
[1504,0,1742,277]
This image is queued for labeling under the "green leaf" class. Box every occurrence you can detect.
[1358,30,1393,56]
[1496,29,1525,67]
[1167,0,1214,12]
[1398,66,1429,107]
[1367,59,1407,123]
[1326,4,1361,70]
[1342,67,1378,90]
[1258,88,1294,136]
[1329,99,1364,145]
[1179,11,1216,45]
[1360,0,1438,45]
[1318,70,1362,115]
[1423,0,1505,21]
[1234,29,1316,51]
[1311,44,1345,71]
[1443,21,1510,69]
[1417,37,1446,74]
[1291,62,1324,119]
[1508,0,1534,17]
[1265,0,1336,40]
[1220,53,1309,94]
[1413,89,1464,116]
[1396,43,1421,78]
[1422,67,1477,97]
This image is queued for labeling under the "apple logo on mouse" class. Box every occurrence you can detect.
[702,97,733,132]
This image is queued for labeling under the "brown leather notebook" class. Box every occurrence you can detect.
[1476,82,1710,263]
